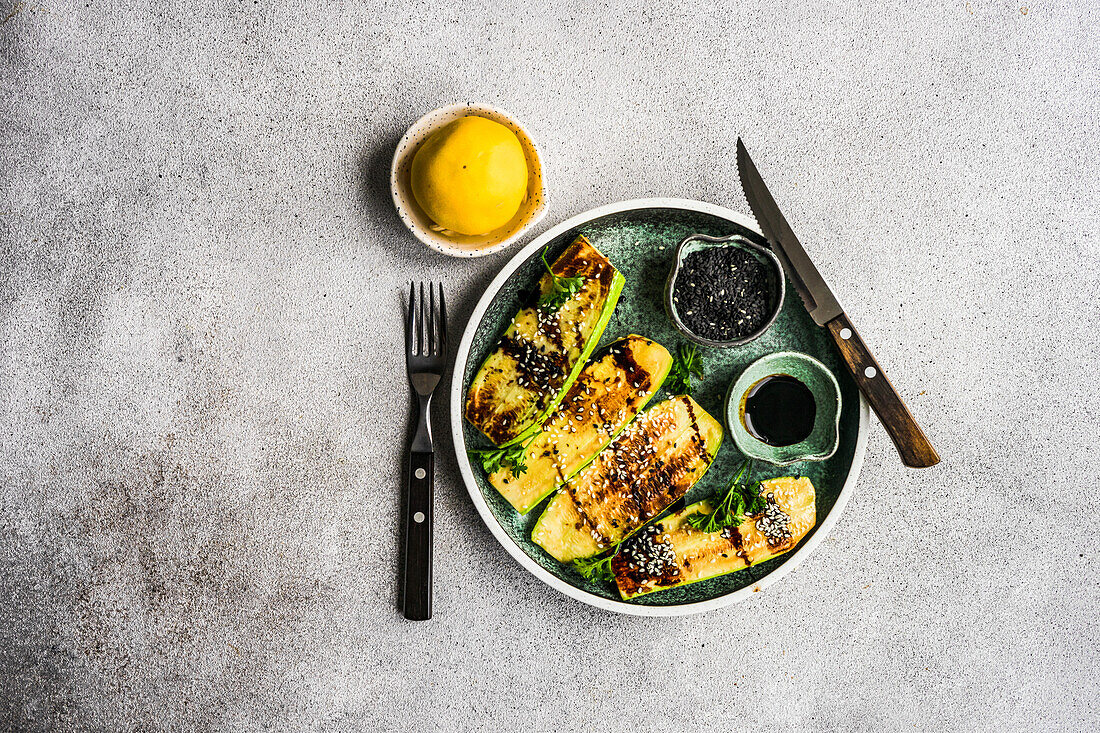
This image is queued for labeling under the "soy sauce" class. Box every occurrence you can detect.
[742,374,816,447]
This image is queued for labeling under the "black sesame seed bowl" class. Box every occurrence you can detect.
[664,233,785,348]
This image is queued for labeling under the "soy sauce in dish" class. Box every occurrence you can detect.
[742,374,816,447]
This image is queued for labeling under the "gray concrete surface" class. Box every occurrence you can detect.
[1,1,1097,731]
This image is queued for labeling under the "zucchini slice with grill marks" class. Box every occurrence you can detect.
[611,476,816,599]
[464,236,624,446]
[489,335,673,514]
[531,395,723,562]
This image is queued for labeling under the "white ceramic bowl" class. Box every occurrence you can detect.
[390,104,547,258]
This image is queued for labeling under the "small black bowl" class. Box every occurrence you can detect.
[664,232,785,348]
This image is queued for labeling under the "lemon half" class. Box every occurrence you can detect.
[410,116,528,236]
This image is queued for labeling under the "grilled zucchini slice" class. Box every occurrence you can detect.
[489,335,673,514]
[611,476,816,599]
[531,395,723,562]
[464,236,624,446]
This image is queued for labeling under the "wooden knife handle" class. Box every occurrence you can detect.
[826,314,940,468]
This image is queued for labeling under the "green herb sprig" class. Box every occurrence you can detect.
[468,439,532,476]
[571,551,617,582]
[538,248,585,311]
[665,343,704,394]
[686,460,766,534]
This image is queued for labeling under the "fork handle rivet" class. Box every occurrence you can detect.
[413,511,426,523]
[414,468,426,479]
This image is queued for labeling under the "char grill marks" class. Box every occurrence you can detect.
[617,522,750,596]
[469,333,567,445]
[610,341,653,393]
[535,306,567,350]
[464,234,621,446]
[612,524,681,595]
[681,397,713,463]
[545,339,656,440]
[623,501,796,591]
[552,242,618,289]
[498,335,568,396]
[567,400,709,546]
[626,450,702,518]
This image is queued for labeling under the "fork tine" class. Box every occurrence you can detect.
[419,281,426,356]
[438,283,447,354]
[406,281,415,356]
[428,281,436,356]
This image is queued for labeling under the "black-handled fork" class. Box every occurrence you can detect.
[403,281,446,620]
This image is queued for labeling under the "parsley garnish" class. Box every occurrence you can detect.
[538,248,585,311]
[665,342,704,394]
[572,550,617,581]
[686,460,766,533]
[469,439,531,476]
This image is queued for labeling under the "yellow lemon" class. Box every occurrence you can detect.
[410,116,528,236]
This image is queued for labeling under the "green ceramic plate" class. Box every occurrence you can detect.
[450,199,868,616]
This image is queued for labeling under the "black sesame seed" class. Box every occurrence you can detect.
[673,245,773,341]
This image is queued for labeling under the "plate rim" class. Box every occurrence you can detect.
[449,197,869,617]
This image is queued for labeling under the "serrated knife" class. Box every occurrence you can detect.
[736,139,940,468]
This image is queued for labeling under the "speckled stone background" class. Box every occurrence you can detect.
[1,2,1097,731]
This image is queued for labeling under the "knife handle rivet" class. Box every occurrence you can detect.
[415,468,426,479]
[413,511,426,523]
[864,366,877,379]
[840,328,852,340]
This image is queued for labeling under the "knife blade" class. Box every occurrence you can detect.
[736,138,940,468]
[736,140,842,326]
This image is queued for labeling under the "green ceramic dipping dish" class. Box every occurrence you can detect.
[664,232,785,348]
[726,351,842,466]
